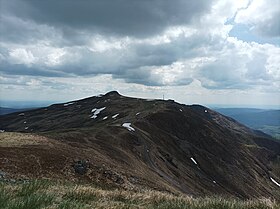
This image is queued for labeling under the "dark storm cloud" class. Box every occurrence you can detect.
[0,62,68,77]
[2,0,212,38]
[112,68,158,86]
[0,15,59,45]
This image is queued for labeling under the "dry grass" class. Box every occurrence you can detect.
[0,180,279,209]
[0,132,49,147]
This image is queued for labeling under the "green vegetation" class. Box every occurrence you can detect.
[0,181,54,209]
[0,180,278,209]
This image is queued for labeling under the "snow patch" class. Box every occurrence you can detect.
[136,112,140,116]
[270,177,280,187]
[103,116,108,120]
[112,114,119,119]
[90,107,106,119]
[179,109,183,112]
[18,113,25,116]
[213,181,216,184]
[122,123,135,131]
[25,127,29,130]
[0,130,5,133]
[96,94,103,97]
[64,102,74,106]
[204,110,208,113]
[24,121,27,124]
[190,157,198,165]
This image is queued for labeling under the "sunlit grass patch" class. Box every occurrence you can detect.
[0,132,48,147]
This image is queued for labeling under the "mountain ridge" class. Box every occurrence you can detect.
[0,91,279,200]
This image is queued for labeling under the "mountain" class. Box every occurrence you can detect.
[215,108,280,139]
[0,91,279,200]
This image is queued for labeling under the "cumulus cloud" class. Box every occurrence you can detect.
[0,28,208,85]
[198,37,280,89]
[0,0,279,105]
[235,0,280,37]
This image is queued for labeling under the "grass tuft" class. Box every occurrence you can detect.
[17,180,50,197]
[0,184,12,209]
[57,200,85,209]
[8,193,54,209]
[63,190,98,203]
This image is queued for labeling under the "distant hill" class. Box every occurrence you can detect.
[215,108,280,139]
[0,107,31,115]
[0,91,279,200]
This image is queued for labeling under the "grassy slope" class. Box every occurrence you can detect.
[0,180,279,209]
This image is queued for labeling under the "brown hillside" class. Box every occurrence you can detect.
[0,91,279,200]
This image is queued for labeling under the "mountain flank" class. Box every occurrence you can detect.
[0,91,279,200]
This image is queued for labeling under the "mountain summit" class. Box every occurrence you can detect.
[0,92,279,199]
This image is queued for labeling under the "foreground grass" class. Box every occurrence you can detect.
[0,180,278,209]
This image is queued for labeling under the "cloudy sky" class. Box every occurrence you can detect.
[0,0,279,107]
